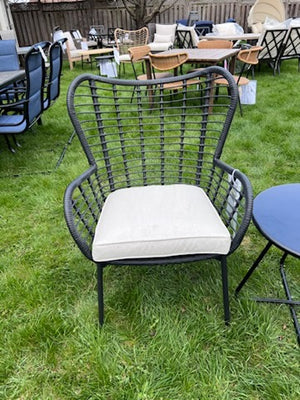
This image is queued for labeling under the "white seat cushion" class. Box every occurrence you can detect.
[92,184,231,262]
[119,54,131,62]
[148,42,173,52]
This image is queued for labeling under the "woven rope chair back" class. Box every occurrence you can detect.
[197,40,233,49]
[114,27,149,56]
[67,67,242,235]
[148,52,189,71]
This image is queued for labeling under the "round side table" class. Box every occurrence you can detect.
[236,183,300,345]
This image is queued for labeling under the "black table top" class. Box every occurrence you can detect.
[253,183,300,257]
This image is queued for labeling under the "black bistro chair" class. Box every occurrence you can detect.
[64,67,253,326]
[0,47,45,151]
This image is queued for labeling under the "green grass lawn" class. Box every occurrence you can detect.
[0,58,299,399]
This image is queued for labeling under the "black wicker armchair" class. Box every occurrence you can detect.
[64,67,253,325]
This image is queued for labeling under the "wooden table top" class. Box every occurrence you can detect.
[160,48,240,63]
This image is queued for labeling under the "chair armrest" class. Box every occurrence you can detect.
[209,158,253,254]
[64,165,104,260]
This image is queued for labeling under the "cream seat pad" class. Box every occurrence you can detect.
[92,184,231,262]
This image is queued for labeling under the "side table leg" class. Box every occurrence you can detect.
[280,253,300,346]
[235,241,272,297]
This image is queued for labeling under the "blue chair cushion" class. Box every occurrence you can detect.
[0,114,26,134]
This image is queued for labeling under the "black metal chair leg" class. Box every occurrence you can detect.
[12,135,21,148]
[97,263,105,326]
[221,256,230,325]
[235,241,272,297]
[4,135,16,153]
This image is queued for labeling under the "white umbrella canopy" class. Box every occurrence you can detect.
[248,0,286,28]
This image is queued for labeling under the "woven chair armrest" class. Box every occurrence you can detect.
[209,158,253,254]
[64,165,103,260]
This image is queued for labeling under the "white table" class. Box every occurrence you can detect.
[201,33,260,42]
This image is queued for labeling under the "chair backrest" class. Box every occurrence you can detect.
[197,40,233,49]
[63,31,77,52]
[280,26,300,59]
[149,51,188,72]
[0,39,19,71]
[115,27,149,56]
[128,44,150,63]
[194,21,213,36]
[66,67,238,200]
[24,47,45,125]
[257,28,288,64]
[187,11,200,26]
[128,45,150,79]
[43,40,64,110]
[237,46,263,66]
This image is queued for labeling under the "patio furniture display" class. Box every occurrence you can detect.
[114,27,149,75]
[64,67,253,326]
[248,0,286,34]
[43,39,66,111]
[257,27,288,74]
[148,24,177,52]
[216,46,263,115]
[235,183,300,346]
[0,47,45,152]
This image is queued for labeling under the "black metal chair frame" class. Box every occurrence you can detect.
[175,29,195,49]
[277,26,300,73]
[258,28,288,75]
[64,67,253,326]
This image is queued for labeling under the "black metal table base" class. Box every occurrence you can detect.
[236,242,300,346]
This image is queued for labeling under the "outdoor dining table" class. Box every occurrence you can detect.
[144,48,240,79]
[0,70,25,90]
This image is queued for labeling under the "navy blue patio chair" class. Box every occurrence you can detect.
[0,47,45,152]
[43,39,65,110]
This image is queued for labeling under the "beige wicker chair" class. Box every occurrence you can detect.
[114,27,149,75]
[149,52,199,90]
[197,39,233,49]
[128,45,172,80]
